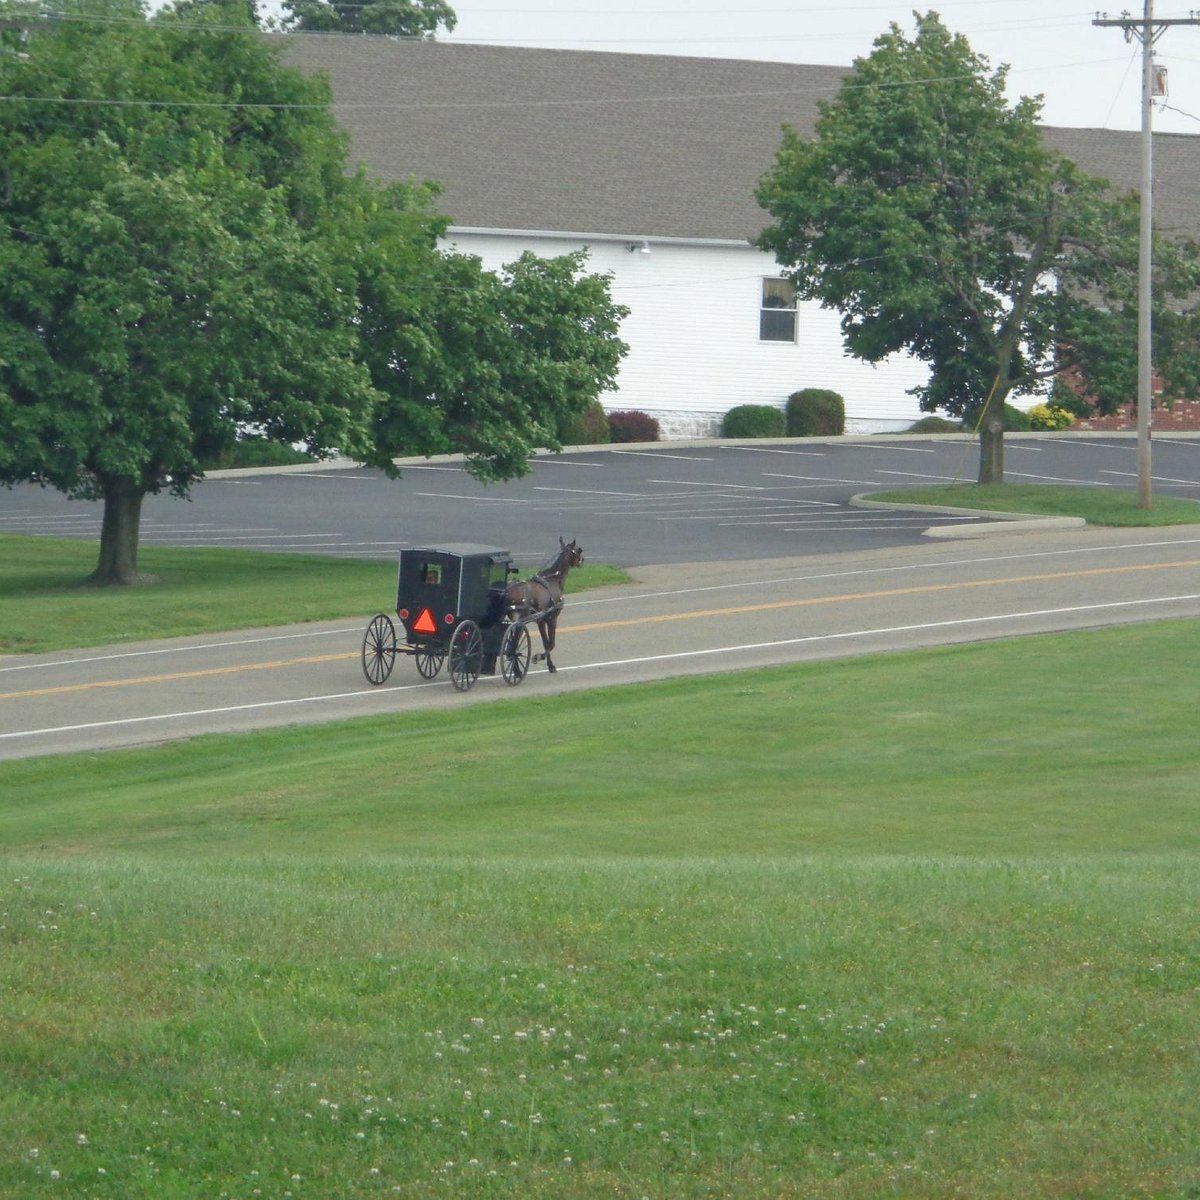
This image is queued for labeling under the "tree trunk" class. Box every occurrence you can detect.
[978,412,1005,485]
[87,477,152,586]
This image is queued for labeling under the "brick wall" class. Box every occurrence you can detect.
[1073,397,1200,432]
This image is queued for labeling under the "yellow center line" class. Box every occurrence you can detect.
[565,559,1200,632]
[4,559,1198,702]
[1,653,353,701]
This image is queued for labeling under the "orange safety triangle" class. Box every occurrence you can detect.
[413,608,438,635]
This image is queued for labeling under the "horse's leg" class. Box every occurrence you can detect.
[535,617,556,672]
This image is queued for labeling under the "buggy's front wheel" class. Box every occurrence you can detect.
[448,620,484,692]
[361,614,397,685]
[500,622,531,686]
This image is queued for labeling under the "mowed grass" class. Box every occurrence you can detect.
[0,534,626,654]
[869,482,1200,526]
[3,621,1200,1197]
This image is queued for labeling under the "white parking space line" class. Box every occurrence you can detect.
[761,473,881,486]
[280,473,379,480]
[722,446,826,457]
[414,492,528,503]
[143,533,342,544]
[876,469,966,481]
[532,486,650,497]
[1101,470,1198,485]
[650,479,767,491]
[528,458,606,468]
[838,444,937,454]
[1035,438,1128,449]
[658,505,840,521]
[1,514,98,524]
[611,450,714,461]
[1007,471,1118,485]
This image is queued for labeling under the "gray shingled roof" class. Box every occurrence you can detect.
[280,38,1200,242]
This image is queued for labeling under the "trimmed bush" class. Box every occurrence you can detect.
[608,410,661,443]
[721,404,785,439]
[786,388,845,437]
[964,402,1032,432]
[1027,403,1075,431]
[907,415,964,433]
[560,400,611,445]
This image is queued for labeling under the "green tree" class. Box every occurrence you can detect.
[345,185,628,481]
[756,10,1200,483]
[0,0,383,584]
[279,0,454,37]
[0,1,627,584]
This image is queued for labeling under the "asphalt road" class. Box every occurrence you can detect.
[6,433,1200,567]
[5,523,1200,760]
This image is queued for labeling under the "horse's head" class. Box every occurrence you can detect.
[559,537,584,569]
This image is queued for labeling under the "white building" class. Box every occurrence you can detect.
[283,39,1200,436]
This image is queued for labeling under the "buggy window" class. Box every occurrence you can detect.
[419,562,443,585]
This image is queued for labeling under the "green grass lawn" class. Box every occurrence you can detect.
[869,482,1200,526]
[3,620,1199,1198]
[0,535,627,654]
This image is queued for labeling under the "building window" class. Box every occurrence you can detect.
[760,277,797,342]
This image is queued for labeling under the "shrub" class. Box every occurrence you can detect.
[608,410,661,443]
[1003,403,1032,431]
[786,388,845,437]
[560,400,611,445]
[965,402,1032,432]
[721,404,785,439]
[1027,403,1076,431]
[1049,378,1092,418]
[907,415,964,433]
[202,436,314,470]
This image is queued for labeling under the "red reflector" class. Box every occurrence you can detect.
[398,608,409,621]
[413,608,438,634]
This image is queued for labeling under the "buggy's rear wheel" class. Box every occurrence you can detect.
[448,620,483,692]
[500,622,531,686]
[414,646,445,679]
[361,614,397,685]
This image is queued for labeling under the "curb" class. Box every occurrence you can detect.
[850,493,1087,539]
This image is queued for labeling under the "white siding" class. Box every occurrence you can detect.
[443,231,931,436]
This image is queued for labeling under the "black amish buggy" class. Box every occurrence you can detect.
[360,539,584,692]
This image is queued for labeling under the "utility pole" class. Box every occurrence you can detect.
[1094,6,1200,509]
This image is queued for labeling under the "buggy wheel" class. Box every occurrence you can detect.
[500,622,531,686]
[414,646,445,680]
[361,614,397,685]
[448,620,484,692]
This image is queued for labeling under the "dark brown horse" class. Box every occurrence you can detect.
[504,537,584,673]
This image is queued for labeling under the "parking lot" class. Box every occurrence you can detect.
[4,434,1198,566]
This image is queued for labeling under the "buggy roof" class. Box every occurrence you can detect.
[403,543,511,560]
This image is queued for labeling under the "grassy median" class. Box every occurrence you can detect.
[2,620,1198,1197]
[0,535,626,654]
[868,482,1200,525]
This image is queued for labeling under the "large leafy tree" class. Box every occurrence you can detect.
[756,10,1200,483]
[0,0,382,583]
[0,0,626,584]
[279,0,455,37]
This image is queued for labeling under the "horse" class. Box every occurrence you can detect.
[504,537,584,673]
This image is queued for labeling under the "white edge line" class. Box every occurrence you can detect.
[5,593,1198,745]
